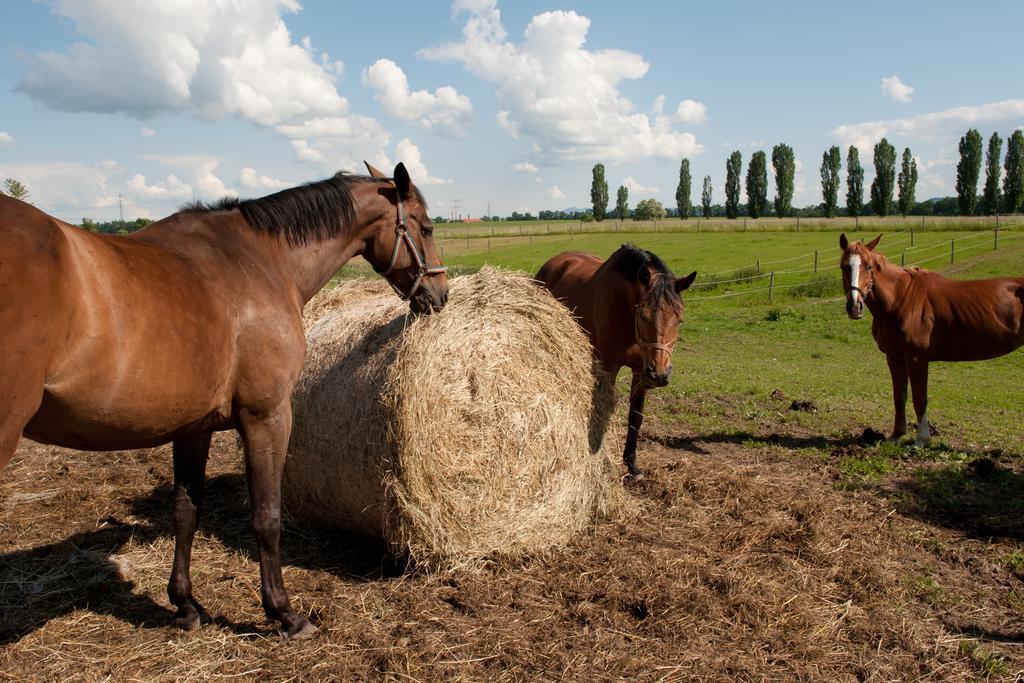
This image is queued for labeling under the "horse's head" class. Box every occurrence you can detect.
[622,248,697,387]
[363,161,449,315]
[839,232,882,320]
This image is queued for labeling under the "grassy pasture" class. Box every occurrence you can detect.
[433,213,1024,241]
[3,222,1024,679]
[430,224,1024,453]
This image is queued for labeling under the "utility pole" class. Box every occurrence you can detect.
[486,201,491,218]
[451,199,462,222]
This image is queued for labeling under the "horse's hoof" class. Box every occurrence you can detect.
[282,618,318,641]
[622,471,645,484]
[172,604,211,631]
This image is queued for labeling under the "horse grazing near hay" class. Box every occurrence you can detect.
[840,233,1023,445]
[0,161,447,639]
[536,245,696,478]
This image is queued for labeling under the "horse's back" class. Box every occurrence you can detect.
[535,251,603,303]
[0,203,292,449]
[889,271,1024,361]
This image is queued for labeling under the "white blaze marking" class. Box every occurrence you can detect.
[916,411,930,445]
[847,254,861,295]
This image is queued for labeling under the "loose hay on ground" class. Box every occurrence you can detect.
[285,267,626,569]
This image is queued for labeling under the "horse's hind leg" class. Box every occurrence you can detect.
[885,354,909,439]
[237,402,316,640]
[908,358,931,446]
[167,432,213,630]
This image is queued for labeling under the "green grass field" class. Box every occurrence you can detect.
[425,224,1024,456]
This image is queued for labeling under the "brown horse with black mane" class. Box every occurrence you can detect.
[0,161,447,639]
[536,245,696,478]
[840,233,1023,445]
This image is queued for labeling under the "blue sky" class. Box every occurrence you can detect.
[1,0,1022,221]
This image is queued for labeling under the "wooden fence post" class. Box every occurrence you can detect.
[768,272,775,303]
[814,250,818,272]
[950,239,955,264]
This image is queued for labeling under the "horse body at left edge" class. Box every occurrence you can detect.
[0,161,448,639]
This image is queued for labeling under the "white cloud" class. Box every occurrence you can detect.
[534,176,543,184]
[722,140,766,150]
[652,95,665,115]
[513,162,538,173]
[362,58,472,137]
[672,99,707,124]
[17,0,346,126]
[0,160,120,214]
[0,131,14,147]
[238,167,290,191]
[545,185,565,200]
[275,115,392,173]
[145,154,235,199]
[16,1,395,170]
[140,126,155,137]
[394,138,450,186]
[126,173,192,200]
[496,110,520,138]
[621,176,660,195]
[421,4,702,163]
[881,75,914,104]
[913,153,956,198]
[832,99,1024,155]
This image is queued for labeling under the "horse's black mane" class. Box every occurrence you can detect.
[612,243,680,309]
[180,172,427,246]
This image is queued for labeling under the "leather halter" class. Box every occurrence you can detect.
[844,259,874,300]
[634,304,677,359]
[375,187,447,300]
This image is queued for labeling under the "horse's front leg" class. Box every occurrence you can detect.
[623,371,647,479]
[885,354,909,439]
[168,432,213,630]
[907,357,931,446]
[237,401,316,640]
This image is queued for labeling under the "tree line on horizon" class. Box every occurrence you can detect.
[581,128,1024,223]
[5,128,1023,225]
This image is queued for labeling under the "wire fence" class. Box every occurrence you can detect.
[686,227,1024,305]
[435,213,1024,242]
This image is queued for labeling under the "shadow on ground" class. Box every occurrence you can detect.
[884,459,1024,541]
[644,429,868,455]
[0,473,398,644]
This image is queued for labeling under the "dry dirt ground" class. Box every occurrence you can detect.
[2,423,1024,681]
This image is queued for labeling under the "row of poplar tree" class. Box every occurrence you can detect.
[588,129,1024,221]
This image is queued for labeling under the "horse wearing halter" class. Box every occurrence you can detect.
[634,276,678,358]
[374,182,447,300]
[845,255,875,301]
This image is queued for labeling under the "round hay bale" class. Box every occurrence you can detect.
[284,267,625,569]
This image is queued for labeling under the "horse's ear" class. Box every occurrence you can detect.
[393,162,412,199]
[866,233,883,251]
[364,161,388,178]
[675,271,697,293]
[839,233,849,250]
